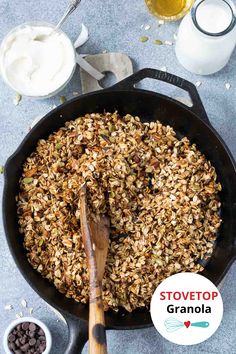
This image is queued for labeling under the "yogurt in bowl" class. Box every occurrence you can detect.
[0,22,76,98]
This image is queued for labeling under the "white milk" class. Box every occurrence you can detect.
[175,0,236,75]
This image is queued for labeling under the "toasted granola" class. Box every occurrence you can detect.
[17,112,221,312]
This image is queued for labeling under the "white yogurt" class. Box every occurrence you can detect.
[0,24,75,97]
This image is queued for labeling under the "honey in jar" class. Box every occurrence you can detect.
[145,0,194,21]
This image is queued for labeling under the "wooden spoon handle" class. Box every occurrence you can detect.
[89,285,107,354]
[80,184,107,354]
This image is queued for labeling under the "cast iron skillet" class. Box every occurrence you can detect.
[3,69,236,353]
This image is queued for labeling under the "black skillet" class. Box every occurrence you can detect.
[3,69,236,353]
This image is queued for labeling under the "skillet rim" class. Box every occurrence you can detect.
[2,87,236,329]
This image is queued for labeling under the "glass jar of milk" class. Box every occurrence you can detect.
[175,0,236,75]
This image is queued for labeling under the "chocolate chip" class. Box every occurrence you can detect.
[20,337,26,345]
[18,330,24,337]
[29,323,36,332]
[22,322,30,331]
[41,343,46,350]
[38,336,45,342]
[15,338,21,347]
[15,350,23,354]
[21,343,30,352]
[38,328,45,336]
[8,333,16,342]
[29,331,35,338]
[29,338,36,346]
[8,342,16,350]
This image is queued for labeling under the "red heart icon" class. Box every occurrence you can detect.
[184,321,191,328]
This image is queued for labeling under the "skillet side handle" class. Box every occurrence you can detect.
[64,315,88,354]
[111,68,210,125]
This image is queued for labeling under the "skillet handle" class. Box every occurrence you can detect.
[111,68,210,124]
[64,315,88,354]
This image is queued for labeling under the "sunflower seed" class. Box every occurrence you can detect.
[29,307,34,314]
[21,299,27,308]
[13,93,22,106]
[164,40,173,46]
[16,312,23,318]
[144,24,151,31]
[160,66,167,72]
[195,81,202,88]
[4,304,13,310]
[154,39,163,45]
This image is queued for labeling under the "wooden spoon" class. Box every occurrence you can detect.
[80,183,110,354]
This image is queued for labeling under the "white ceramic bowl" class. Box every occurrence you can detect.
[0,21,76,99]
[3,317,52,354]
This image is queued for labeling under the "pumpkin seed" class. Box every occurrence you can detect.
[56,143,62,150]
[154,39,163,45]
[139,36,149,42]
[60,96,66,104]
[23,177,33,184]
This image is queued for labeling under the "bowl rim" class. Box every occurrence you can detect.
[3,316,52,354]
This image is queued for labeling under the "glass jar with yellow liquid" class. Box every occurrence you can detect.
[145,0,195,21]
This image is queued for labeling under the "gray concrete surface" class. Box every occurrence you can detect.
[0,1,235,353]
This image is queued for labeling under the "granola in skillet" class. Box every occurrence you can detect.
[17,112,221,312]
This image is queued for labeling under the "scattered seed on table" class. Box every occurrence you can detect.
[225,82,231,90]
[164,40,173,46]
[59,96,66,104]
[0,165,4,174]
[154,39,163,45]
[195,81,202,88]
[144,24,151,30]
[160,66,167,72]
[21,299,27,308]
[4,304,12,310]
[139,36,149,42]
[13,93,22,106]
[29,307,33,314]
[16,312,23,319]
